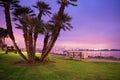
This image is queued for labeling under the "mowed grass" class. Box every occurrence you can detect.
[0,51,120,80]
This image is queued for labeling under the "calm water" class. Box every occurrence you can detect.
[81,51,120,59]
[54,50,120,59]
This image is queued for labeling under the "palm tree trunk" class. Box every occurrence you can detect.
[33,33,38,56]
[23,32,29,57]
[13,41,29,61]
[4,4,28,62]
[40,29,60,62]
[34,10,43,54]
[40,1,66,62]
[57,2,65,18]
[38,11,43,20]
[0,39,2,50]
[41,32,49,55]
[4,4,15,41]
[27,31,35,63]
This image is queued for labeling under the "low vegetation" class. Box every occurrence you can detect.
[0,51,120,80]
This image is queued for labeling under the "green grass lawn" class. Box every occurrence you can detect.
[0,51,120,80]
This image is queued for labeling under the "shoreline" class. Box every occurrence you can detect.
[52,53,120,63]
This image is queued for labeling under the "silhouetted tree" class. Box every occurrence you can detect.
[33,1,51,54]
[0,0,28,61]
[40,0,77,62]
[13,6,44,63]
[0,0,77,63]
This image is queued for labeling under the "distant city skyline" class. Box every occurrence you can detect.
[0,0,120,49]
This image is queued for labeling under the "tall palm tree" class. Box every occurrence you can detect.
[40,0,77,62]
[40,13,73,61]
[13,6,36,63]
[0,0,20,41]
[12,6,35,52]
[0,0,28,61]
[33,1,51,55]
[41,13,72,56]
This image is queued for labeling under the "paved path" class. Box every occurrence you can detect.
[82,58,120,63]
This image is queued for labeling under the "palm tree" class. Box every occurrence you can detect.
[0,0,28,61]
[0,0,20,40]
[41,13,72,57]
[13,6,44,63]
[12,6,35,53]
[33,1,51,55]
[40,0,77,62]
[13,6,35,63]
[25,17,44,63]
[40,13,73,61]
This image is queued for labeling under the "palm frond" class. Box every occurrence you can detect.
[65,26,71,31]
[50,13,73,31]
[66,23,73,28]
[15,23,23,29]
[32,5,38,8]
[56,0,61,4]
[12,17,18,21]
[57,0,77,7]
[0,0,20,9]
[33,1,51,17]
[70,0,77,2]
[68,1,77,6]
[12,6,35,19]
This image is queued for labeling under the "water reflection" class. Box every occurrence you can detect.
[80,51,120,59]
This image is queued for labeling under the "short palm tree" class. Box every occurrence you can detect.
[13,6,44,63]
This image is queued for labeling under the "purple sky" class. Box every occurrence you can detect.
[0,0,120,49]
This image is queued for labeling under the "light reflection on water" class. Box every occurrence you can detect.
[54,50,120,59]
[79,51,120,59]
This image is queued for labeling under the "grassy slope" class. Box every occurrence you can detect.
[0,51,120,80]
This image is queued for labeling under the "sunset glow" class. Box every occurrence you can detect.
[0,0,120,49]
